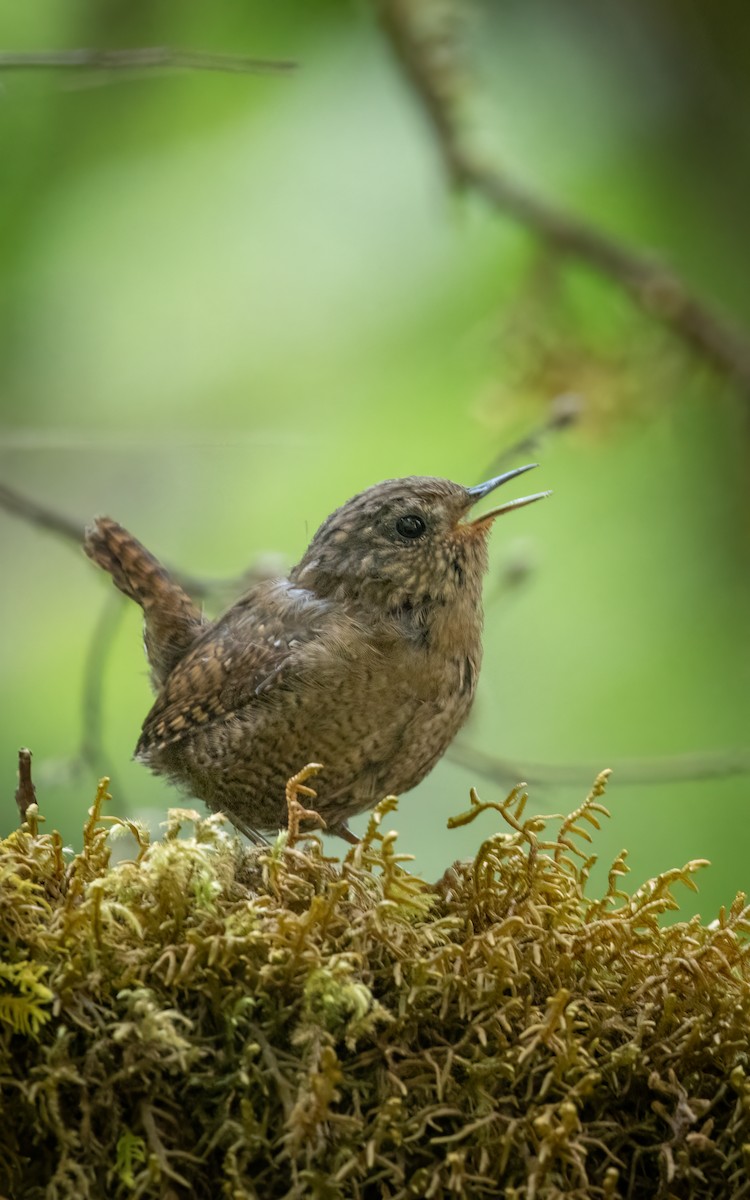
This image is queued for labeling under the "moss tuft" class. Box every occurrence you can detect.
[1,773,749,1199]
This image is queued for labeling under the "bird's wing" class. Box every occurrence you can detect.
[135,582,329,755]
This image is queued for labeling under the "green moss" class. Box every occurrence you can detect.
[1,774,749,1199]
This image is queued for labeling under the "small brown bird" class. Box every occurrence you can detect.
[84,467,549,842]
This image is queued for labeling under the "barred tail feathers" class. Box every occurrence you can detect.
[84,516,206,684]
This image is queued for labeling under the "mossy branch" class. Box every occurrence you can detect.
[2,773,750,1197]
[374,0,750,396]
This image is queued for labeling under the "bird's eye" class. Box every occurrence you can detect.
[395,514,427,540]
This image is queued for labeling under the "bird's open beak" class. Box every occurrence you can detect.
[465,463,551,526]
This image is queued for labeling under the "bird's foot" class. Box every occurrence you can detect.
[285,763,326,846]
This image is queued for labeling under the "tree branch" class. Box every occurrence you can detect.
[0,48,296,77]
[375,0,750,394]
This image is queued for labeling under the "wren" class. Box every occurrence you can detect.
[84,467,549,842]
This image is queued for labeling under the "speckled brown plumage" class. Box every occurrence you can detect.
[84,469,549,841]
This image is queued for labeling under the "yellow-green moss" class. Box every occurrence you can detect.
[1,776,749,1199]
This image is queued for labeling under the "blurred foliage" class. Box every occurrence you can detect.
[2,778,750,1197]
[0,1,748,919]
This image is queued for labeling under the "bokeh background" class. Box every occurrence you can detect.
[1,0,748,919]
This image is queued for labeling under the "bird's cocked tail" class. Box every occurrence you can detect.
[84,516,206,685]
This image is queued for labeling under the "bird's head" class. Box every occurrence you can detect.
[291,465,550,612]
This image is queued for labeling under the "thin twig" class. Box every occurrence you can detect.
[0,48,296,76]
[480,392,583,481]
[375,0,750,394]
[15,748,37,823]
[0,480,278,600]
[0,481,84,543]
[448,741,750,789]
[77,592,127,782]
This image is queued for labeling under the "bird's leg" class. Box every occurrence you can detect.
[210,806,269,846]
[328,822,360,846]
[285,763,326,846]
[229,816,270,847]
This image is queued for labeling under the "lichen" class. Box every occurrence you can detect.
[1,772,749,1199]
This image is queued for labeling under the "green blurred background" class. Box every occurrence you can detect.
[1,0,748,918]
